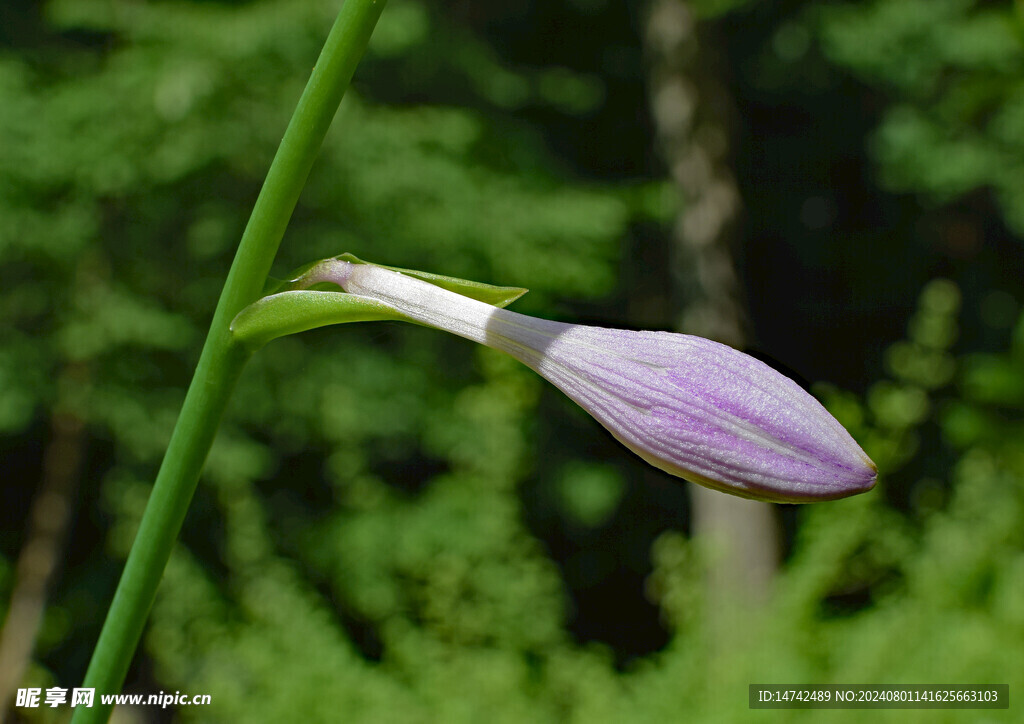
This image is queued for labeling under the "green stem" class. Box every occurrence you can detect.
[72,2,387,722]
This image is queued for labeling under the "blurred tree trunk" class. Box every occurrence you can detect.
[644,0,780,613]
[0,254,102,719]
[0,366,86,720]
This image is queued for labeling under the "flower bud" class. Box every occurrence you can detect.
[306,259,877,503]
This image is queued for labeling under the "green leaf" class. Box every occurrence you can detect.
[234,255,529,350]
[331,253,528,308]
[230,290,407,350]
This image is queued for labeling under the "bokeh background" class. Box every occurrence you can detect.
[2,0,1023,721]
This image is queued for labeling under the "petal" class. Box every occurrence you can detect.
[509,324,877,502]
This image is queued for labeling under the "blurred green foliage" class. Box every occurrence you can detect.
[821,0,1024,233]
[1,0,1023,722]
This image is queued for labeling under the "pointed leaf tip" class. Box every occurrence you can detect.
[334,254,528,308]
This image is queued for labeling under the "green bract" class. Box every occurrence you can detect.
[230,254,528,349]
[335,253,529,307]
[231,292,406,349]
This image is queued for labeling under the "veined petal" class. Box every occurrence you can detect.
[306,259,877,503]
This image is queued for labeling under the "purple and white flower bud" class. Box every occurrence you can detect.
[306,260,877,503]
